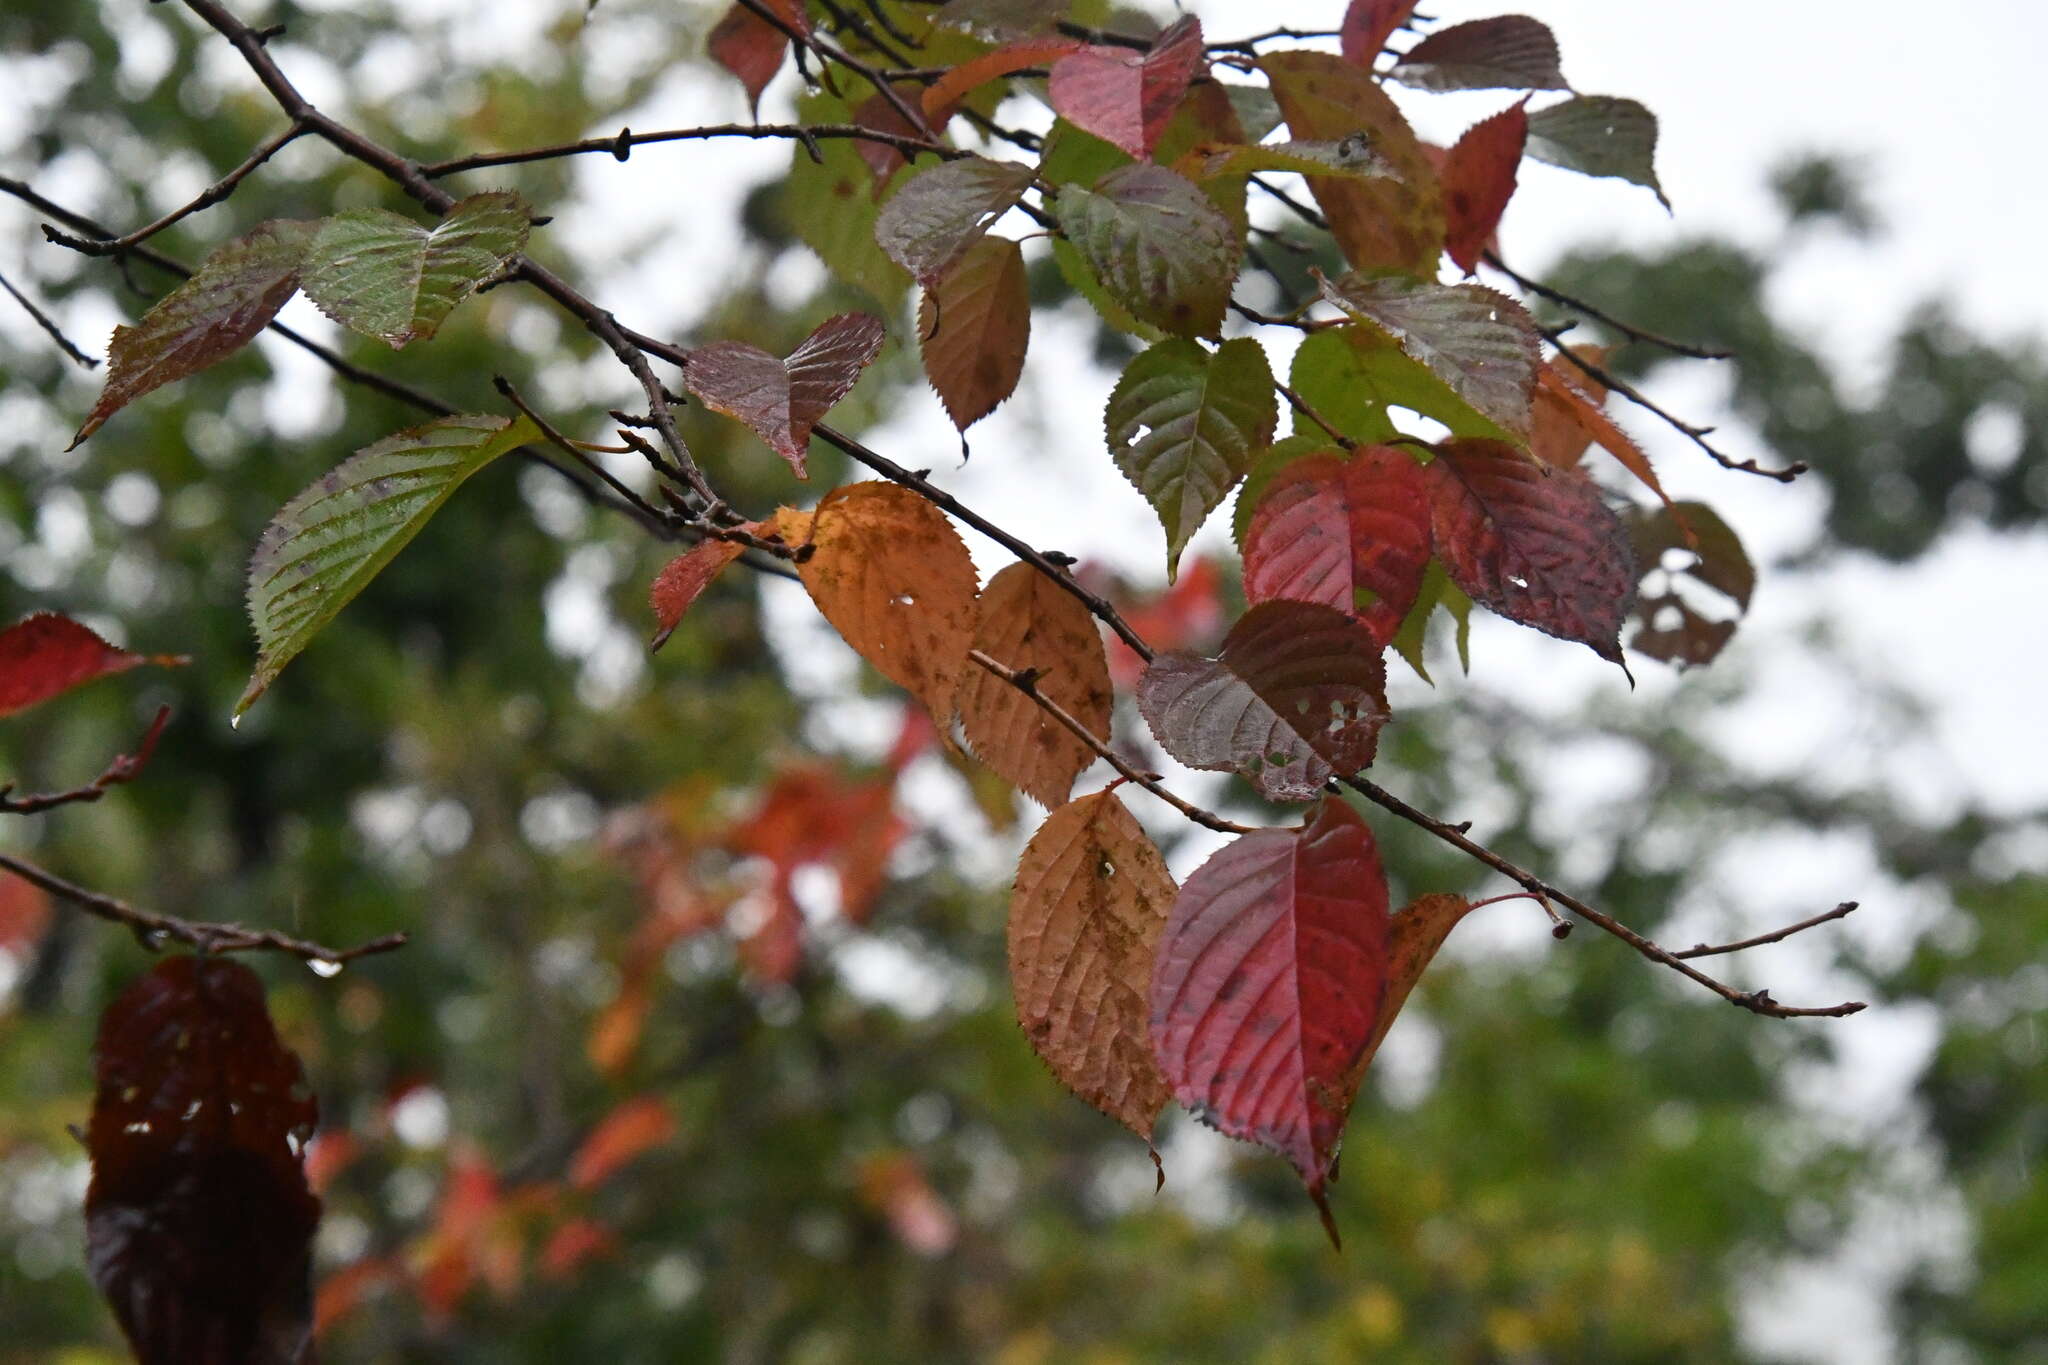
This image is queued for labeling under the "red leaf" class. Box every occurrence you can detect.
[538,1219,617,1280]
[685,313,886,477]
[648,534,749,650]
[1149,799,1390,1237]
[850,83,951,182]
[1242,448,1433,646]
[0,612,186,717]
[1136,601,1389,802]
[86,956,322,1365]
[1047,17,1207,159]
[0,873,50,957]
[707,0,807,114]
[1340,0,1419,67]
[568,1096,676,1190]
[1441,100,1528,274]
[1424,437,1637,664]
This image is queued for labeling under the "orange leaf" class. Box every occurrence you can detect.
[957,562,1112,808]
[568,1096,676,1191]
[922,37,1079,120]
[798,482,979,728]
[1009,789,1174,1139]
[1534,362,1685,523]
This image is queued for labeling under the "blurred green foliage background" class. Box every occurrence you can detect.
[2,2,2044,1361]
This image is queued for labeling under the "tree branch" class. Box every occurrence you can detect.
[0,851,407,965]
[1483,250,1731,360]
[1674,902,1859,959]
[968,649,1251,835]
[421,121,962,179]
[0,265,98,368]
[1545,329,1808,482]
[41,120,307,257]
[0,706,170,816]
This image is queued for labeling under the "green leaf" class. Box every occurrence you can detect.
[72,218,315,447]
[237,414,540,717]
[1106,337,1276,577]
[1288,329,1401,445]
[1525,96,1668,209]
[1317,272,1541,437]
[1055,164,1240,338]
[873,155,1036,286]
[1388,559,1472,684]
[299,191,531,348]
[785,93,914,306]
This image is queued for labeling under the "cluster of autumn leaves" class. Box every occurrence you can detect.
[23,0,1777,1296]
[649,1,1763,1227]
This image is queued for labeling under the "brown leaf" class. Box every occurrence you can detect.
[1424,437,1637,664]
[1136,600,1389,802]
[1009,789,1175,1138]
[1391,16,1569,93]
[685,313,886,477]
[1441,99,1528,274]
[1149,799,1390,1240]
[0,612,186,717]
[957,562,1112,808]
[1626,500,1754,668]
[1259,51,1443,277]
[1343,892,1477,1094]
[707,0,807,114]
[919,236,1030,432]
[74,219,314,447]
[798,483,980,727]
[87,957,322,1365]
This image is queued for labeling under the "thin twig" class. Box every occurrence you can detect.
[1483,251,1731,360]
[0,265,98,367]
[1275,380,1353,448]
[1674,902,1859,959]
[0,851,407,965]
[42,120,306,256]
[1339,774,1864,1018]
[494,376,673,524]
[1546,331,1808,482]
[0,706,171,815]
[969,650,1250,835]
[421,122,964,178]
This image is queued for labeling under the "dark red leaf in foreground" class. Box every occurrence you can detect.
[1149,799,1390,1239]
[1340,0,1420,66]
[1048,16,1207,159]
[87,956,322,1365]
[684,313,886,477]
[1136,601,1389,802]
[1424,437,1637,664]
[1440,99,1529,274]
[1242,448,1433,646]
[1390,15,1569,93]
[0,612,187,717]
